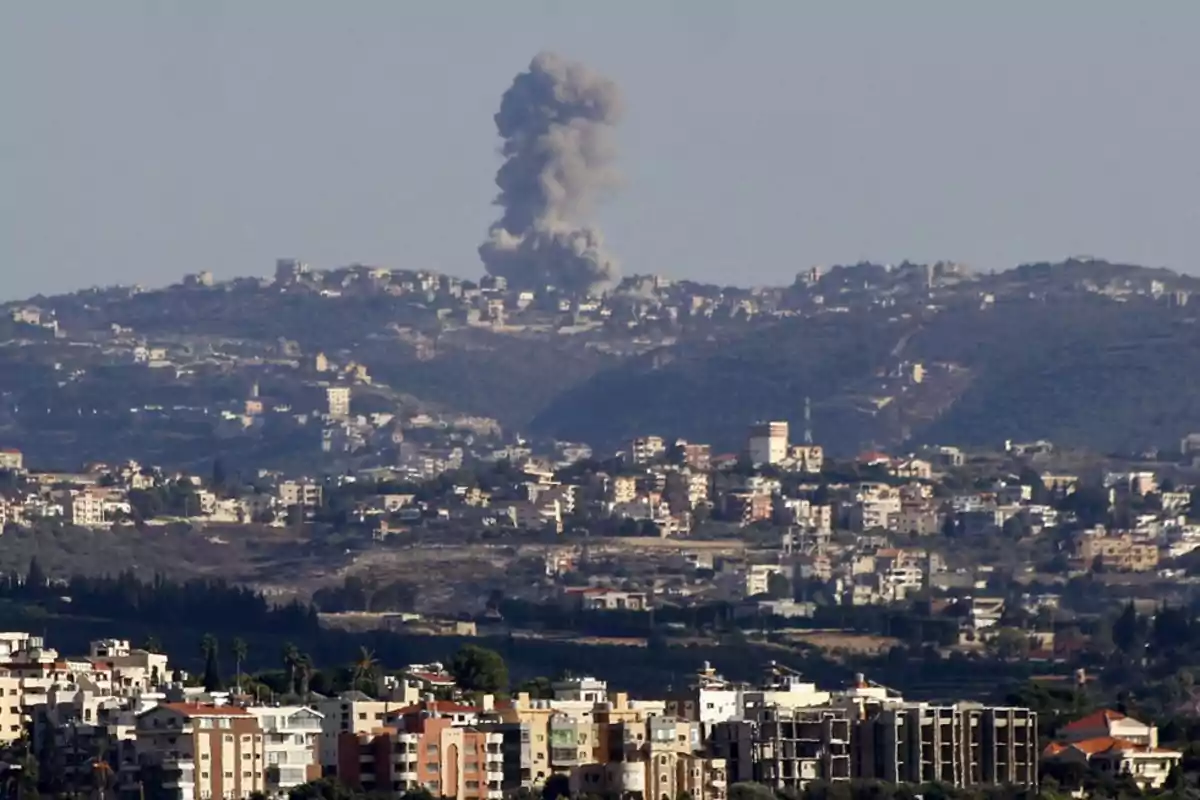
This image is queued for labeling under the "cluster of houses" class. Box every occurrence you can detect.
[10,629,1183,800]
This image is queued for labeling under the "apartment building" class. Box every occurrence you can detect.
[629,436,666,465]
[680,443,712,471]
[711,707,852,790]
[0,448,23,471]
[895,505,941,536]
[722,492,773,526]
[88,639,170,695]
[316,691,417,769]
[1074,531,1159,572]
[129,703,265,800]
[246,706,323,794]
[69,491,107,527]
[326,386,351,419]
[854,704,1038,788]
[748,422,789,466]
[744,564,789,598]
[608,475,638,505]
[787,445,824,474]
[336,714,505,800]
[278,480,323,510]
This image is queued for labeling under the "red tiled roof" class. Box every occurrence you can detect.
[1043,742,1067,757]
[1072,736,1127,756]
[160,703,251,717]
[1062,709,1126,732]
[390,700,478,716]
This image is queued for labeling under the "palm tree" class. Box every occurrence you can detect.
[352,646,379,694]
[296,654,314,701]
[200,633,217,660]
[231,637,248,693]
[200,634,221,692]
[282,642,300,695]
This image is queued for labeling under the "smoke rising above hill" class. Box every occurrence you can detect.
[479,52,623,296]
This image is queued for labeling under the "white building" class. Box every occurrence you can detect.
[326,386,351,419]
[246,706,323,795]
[69,492,107,527]
[748,421,789,466]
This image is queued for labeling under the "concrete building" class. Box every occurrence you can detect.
[127,703,265,800]
[69,492,107,527]
[336,712,505,799]
[787,445,824,474]
[246,706,323,795]
[278,480,323,510]
[710,707,852,791]
[326,386,351,419]
[748,422,790,466]
[855,704,1038,788]
[1074,531,1159,572]
[629,436,666,465]
[316,691,418,769]
[0,449,23,471]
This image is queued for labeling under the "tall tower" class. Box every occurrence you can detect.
[803,397,814,445]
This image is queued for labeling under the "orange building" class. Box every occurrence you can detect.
[337,703,505,800]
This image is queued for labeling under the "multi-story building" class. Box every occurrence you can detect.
[326,386,351,419]
[895,504,941,536]
[336,709,505,799]
[629,436,666,465]
[1074,531,1159,572]
[854,704,1038,788]
[711,707,852,790]
[278,480,323,510]
[722,492,773,527]
[69,491,107,527]
[788,445,824,474]
[609,475,638,505]
[127,703,265,800]
[748,422,789,466]
[315,691,418,770]
[246,706,323,794]
[0,448,23,471]
[87,639,170,695]
[680,443,712,471]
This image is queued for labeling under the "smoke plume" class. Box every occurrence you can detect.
[479,52,623,296]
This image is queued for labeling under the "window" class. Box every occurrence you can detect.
[243,772,252,778]
[218,718,232,729]
[201,773,209,780]
[201,754,210,761]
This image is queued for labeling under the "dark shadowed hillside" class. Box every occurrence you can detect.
[531,289,1200,455]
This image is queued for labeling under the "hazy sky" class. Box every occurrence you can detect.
[3,2,1200,299]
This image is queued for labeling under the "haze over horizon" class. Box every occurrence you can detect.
[4,2,1200,300]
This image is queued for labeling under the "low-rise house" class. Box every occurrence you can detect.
[1044,709,1181,790]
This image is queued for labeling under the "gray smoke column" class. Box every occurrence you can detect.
[479,52,623,295]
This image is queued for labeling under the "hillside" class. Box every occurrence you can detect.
[531,285,1200,455]
[3,257,1199,466]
